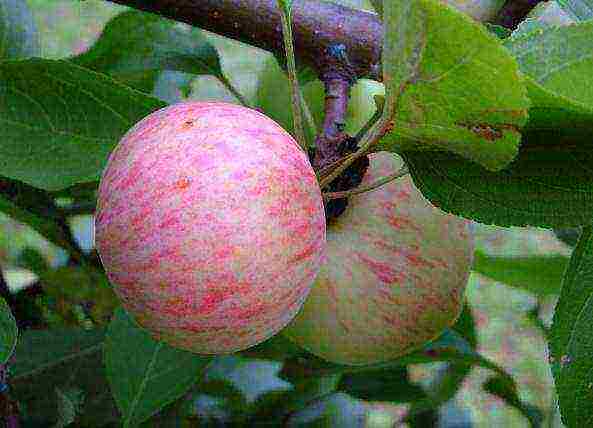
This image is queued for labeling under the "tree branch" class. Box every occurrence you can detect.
[313,75,353,171]
[106,0,383,81]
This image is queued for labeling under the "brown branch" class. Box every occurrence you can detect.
[106,0,383,82]
[313,74,353,171]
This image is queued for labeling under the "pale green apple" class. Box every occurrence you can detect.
[283,151,474,365]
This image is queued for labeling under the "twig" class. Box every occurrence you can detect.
[323,164,408,200]
[312,75,353,171]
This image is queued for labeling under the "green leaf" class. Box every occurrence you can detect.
[0,193,75,254]
[378,0,529,171]
[370,0,383,16]
[452,302,477,348]
[0,58,165,191]
[15,247,50,276]
[69,9,222,94]
[336,307,475,406]
[520,74,593,138]
[0,0,40,60]
[282,375,343,419]
[0,175,78,251]
[408,303,478,413]
[241,331,306,361]
[0,175,57,218]
[283,328,540,427]
[549,226,593,427]
[339,366,426,402]
[40,267,94,302]
[282,329,505,379]
[284,392,367,428]
[505,20,593,110]
[0,297,17,364]
[556,0,593,20]
[11,327,106,379]
[152,70,194,104]
[472,250,569,296]
[105,308,213,428]
[382,0,426,116]
[504,7,585,135]
[11,332,118,427]
[402,146,593,228]
[55,386,85,428]
[38,266,118,327]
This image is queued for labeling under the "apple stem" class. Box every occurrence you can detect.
[322,163,409,200]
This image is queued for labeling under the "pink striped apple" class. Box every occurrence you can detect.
[283,152,474,365]
[95,101,326,354]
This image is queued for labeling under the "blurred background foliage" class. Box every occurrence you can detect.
[1,0,577,426]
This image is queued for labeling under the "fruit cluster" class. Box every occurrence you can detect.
[96,102,474,365]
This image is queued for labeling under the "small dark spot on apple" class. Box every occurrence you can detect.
[182,119,194,130]
[174,177,191,190]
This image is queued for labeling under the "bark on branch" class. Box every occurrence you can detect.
[314,76,352,170]
[106,0,383,81]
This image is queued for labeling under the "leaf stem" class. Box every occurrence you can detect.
[218,74,251,108]
[278,3,308,151]
[300,93,318,143]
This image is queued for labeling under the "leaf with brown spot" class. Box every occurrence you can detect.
[377,0,529,171]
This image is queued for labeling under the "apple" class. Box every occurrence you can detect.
[283,151,474,365]
[95,101,326,354]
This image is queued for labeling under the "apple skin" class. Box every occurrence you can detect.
[95,101,326,354]
[283,151,474,366]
